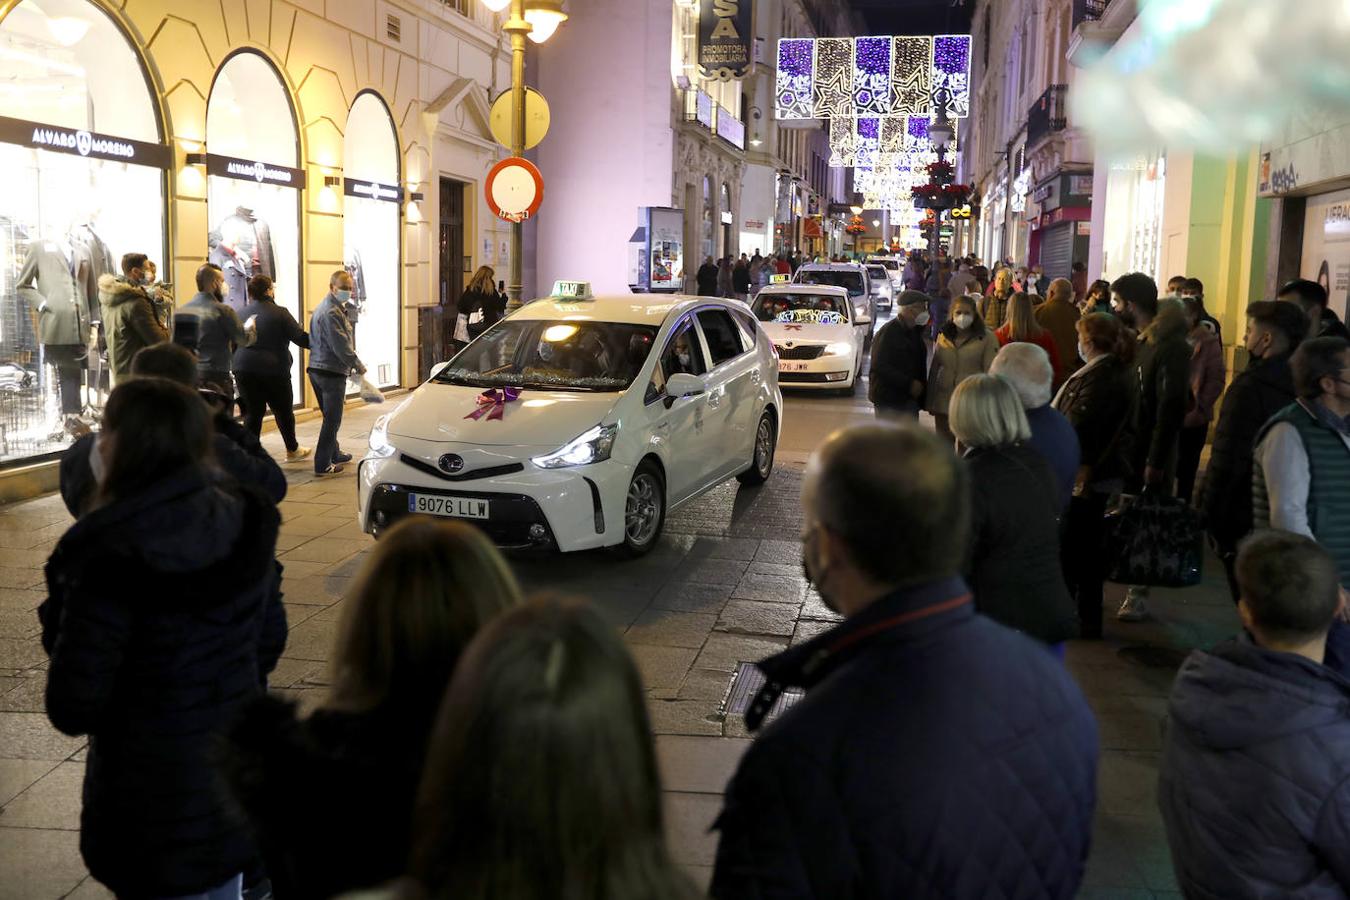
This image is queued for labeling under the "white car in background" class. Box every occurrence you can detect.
[792,262,875,348]
[867,255,905,291]
[358,283,783,556]
[866,263,896,309]
[752,283,865,394]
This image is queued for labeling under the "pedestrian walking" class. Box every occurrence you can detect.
[946,258,978,297]
[695,256,718,296]
[409,596,700,900]
[175,262,252,410]
[996,291,1063,379]
[455,266,506,346]
[1070,260,1088,304]
[307,270,366,476]
[1034,277,1082,386]
[40,377,286,900]
[990,342,1081,510]
[869,290,930,420]
[717,255,734,298]
[1254,336,1350,585]
[981,267,1014,329]
[951,374,1079,647]
[1114,274,1190,622]
[712,424,1097,899]
[1279,277,1350,341]
[234,274,311,462]
[1176,295,1226,504]
[1159,530,1350,898]
[1200,300,1309,601]
[98,252,166,387]
[732,256,750,301]
[1053,313,1137,639]
[221,518,522,900]
[926,294,998,443]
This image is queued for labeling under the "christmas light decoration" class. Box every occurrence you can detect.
[776,39,814,119]
[853,37,892,116]
[812,38,855,118]
[891,36,932,116]
[932,35,971,118]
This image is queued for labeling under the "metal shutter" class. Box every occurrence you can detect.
[1040,223,1074,280]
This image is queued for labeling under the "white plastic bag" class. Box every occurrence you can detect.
[348,375,384,404]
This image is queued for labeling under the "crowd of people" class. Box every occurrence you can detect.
[30,244,1350,899]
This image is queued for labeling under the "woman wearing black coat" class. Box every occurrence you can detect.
[39,378,286,900]
[1052,312,1138,638]
[952,374,1077,648]
[234,274,310,461]
[455,265,506,347]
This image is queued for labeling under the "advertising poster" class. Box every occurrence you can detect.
[649,207,685,293]
[1301,186,1350,323]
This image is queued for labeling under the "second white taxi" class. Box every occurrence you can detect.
[358,283,783,556]
[752,283,866,393]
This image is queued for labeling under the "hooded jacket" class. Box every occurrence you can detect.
[925,325,999,415]
[98,274,168,383]
[1159,638,1350,898]
[1130,305,1191,485]
[39,469,286,898]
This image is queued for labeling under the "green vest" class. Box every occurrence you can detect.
[1253,402,1350,585]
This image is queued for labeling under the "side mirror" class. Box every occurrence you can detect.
[428,361,451,380]
[665,372,705,400]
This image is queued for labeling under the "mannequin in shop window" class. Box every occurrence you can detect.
[16,221,91,434]
[208,229,253,313]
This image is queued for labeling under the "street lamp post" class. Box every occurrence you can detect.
[925,88,956,263]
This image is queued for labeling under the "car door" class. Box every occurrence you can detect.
[641,315,713,503]
[694,307,758,480]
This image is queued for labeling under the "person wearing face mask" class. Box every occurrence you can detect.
[98,252,167,387]
[712,424,1098,900]
[1083,279,1112,316]
[307,270,367,476]
[174,262,251,410]
[1200,300,1309,602]
[234,275,311,461]
[1052,313,1138,638]
[869,290,930,420]
[1176,296,1226,506]
[926,294,998,443]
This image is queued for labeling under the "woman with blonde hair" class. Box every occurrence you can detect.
[995,291,1062,377]
[454,265,506,347]
[220,517,522,900]
[981,267,1014,330]
[952,374,1077,652]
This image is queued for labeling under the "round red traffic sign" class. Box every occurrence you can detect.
[485,156,544,223]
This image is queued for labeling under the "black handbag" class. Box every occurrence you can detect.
[1104,492,1204,587]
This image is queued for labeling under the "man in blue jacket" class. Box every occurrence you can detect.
[1159,530,1350,897]
[712,424,1099,899]
[307,270,366,476]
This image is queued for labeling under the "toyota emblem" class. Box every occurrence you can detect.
[438,453,465,474]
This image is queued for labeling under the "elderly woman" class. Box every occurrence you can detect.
[951,374,1077,652]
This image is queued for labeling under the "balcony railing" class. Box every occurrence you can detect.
[1072,0,1111,30]
[1027,84,1068,147]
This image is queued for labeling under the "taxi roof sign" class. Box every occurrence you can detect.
[769,273,791,284]
[551,279,593,300]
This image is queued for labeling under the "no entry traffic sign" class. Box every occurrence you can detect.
[486,156,544,223]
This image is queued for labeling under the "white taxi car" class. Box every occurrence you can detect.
[792,262,875,348]
[358,282,783,556]
[752,283,865,393]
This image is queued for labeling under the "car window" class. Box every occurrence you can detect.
[866,266,887,281]
[751,292,848,324]
[731,310,759,351]
[647,317,708,403]
[797,269,865,297]
[697,309,745,367]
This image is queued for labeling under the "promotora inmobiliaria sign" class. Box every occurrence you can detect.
[0,114,172,168]
[698,0,753,81]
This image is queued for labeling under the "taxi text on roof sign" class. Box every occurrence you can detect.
[551,280,593,300]
[769,273,791,284]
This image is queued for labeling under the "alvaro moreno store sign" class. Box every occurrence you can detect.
[0,114,172,168]
[206,152,307,188]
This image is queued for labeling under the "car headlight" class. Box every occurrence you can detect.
[532,424,618,469]
[825,342,854,356]
[368,414,396,458]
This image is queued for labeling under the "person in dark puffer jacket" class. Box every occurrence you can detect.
[40,378,286,900]
[1159,530,1350,898]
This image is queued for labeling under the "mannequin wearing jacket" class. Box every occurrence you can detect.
[217,208,276,281]
[17,241,87,417]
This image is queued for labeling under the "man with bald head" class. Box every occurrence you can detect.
[712,424,1098,900]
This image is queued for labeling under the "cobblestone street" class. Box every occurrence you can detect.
[0,392,1238,899]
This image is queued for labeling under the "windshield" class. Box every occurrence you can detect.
[797,269,865,297]
[866,266,887,281]
[434,320,658,392]
[871,259,899,271]
[752,292,849,325]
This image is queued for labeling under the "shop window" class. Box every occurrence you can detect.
[206,51,303,402]
[0,0,167,466]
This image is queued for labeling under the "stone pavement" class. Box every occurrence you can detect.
[0,395,1240,899]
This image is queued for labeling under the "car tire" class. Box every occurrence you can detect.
[737,412,777,486]
[614,461,666,558]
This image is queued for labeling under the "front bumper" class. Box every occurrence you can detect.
[358,453,631,552]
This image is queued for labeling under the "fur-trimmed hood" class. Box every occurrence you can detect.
[97,273,148,308]
[1144,299,1189,345]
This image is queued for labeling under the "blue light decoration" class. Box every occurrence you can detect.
[853,37,892,117]
[812,38,855,118]
[776,38,815,119]
[932,34,972,118]
[855,117,881,169]
[891,36,933,116]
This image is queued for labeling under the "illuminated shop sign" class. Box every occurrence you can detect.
[0,114,171,168]
[698,0,753,80]
[206,153,307,188]
[344,179,404,203]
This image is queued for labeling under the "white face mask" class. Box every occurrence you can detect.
[1078,342,1094,363]
[913,310,931,327]
[953,313,974,330]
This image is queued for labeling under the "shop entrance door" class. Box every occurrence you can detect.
[439,177,466,314]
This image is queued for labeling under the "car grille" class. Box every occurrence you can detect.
[774,344,825,360]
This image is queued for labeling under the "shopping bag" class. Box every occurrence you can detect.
[348,375,385,404]
[1103,492,1204,587]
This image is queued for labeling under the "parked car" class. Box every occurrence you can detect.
[752,283,866,395]
[358,282,783,556]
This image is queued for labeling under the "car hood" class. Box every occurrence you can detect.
[762,321,853,344]
[387,382,621,447]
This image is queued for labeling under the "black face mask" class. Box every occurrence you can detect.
[1117,307,1137,329]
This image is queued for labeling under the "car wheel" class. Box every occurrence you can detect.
[614,461,665,557]
[737,412,776,486]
